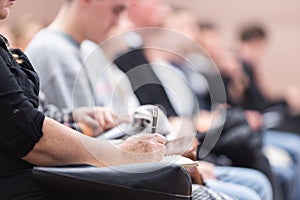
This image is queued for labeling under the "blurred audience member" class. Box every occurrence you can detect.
[236,25,300,133]
[236,24,300,199]
[195,22,300,200]
[26,0,126,109]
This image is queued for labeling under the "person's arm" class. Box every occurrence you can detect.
[0,52,165,168]
[23,117,166,167]
[72,106,130,137]
[39,92,129,137]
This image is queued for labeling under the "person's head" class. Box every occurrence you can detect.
[0,0,15,20]
[197,22,223,58]
[57,0,126,43]
[127,0,170,28]
[239,25,266,43]
[164,9,199,41]
[238,25,268,64]
[150,9,201,61]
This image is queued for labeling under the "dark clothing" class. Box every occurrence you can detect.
[239,61,286,111]
[238,60,300,133]
[171,61,210,110]
[114,48,178,117]
[0,35,47,199]
[241,61,270,111]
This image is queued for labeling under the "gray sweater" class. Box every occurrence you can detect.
[26,29,95,109]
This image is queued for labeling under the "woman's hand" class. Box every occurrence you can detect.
[118,133,167,163]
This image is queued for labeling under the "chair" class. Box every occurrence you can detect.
[33,162,192,200]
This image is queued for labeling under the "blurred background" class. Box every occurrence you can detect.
[1,0,300,98]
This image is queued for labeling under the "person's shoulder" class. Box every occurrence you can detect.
[26,29,76,56]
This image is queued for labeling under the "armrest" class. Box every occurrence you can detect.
[33,163,192,200]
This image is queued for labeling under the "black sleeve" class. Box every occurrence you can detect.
[0,55,45,158]
[114,49,178,117]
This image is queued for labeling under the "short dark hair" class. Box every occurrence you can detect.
[240,25,266,42]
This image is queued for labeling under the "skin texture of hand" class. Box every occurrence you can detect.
[118,133,167,163]
[72,107,130,137]
[197,161,217,180]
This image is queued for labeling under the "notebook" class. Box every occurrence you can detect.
[161,155,198,168]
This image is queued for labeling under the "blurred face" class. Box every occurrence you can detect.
[199,29,223,56]
[164,12,199,40]
[128,0,170,28]
[84,0,125,43]
[106,11,135,37]
[242,39,267,63]
[248,39,267,57]
[0,0,15,20]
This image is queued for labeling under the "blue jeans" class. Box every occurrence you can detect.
[206,166,273,200]
[264,130,300,200]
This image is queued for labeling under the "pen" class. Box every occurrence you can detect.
[151,106,158,133]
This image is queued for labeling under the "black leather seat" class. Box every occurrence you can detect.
[33,163,192,200]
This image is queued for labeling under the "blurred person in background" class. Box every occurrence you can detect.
[26,0,126,110]
[195,20,300,200]
[115,0,179,118]
[160,9,285,200]
[0,5,130,138]
[80,11,140,115]
[235,24,300,200]
[236,25,300,133]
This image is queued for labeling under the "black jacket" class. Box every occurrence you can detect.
[0,35,46,199]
